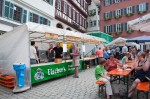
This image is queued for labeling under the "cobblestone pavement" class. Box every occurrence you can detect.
[0,67,149,99]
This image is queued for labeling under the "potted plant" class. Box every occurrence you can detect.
[126,12,134,16]
[127,29,134,33]
[115,15,121,19]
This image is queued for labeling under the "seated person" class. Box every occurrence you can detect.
[128,52,150,98]
[105,53,121,71]
[95,58,112,99]
[121,52,132,64]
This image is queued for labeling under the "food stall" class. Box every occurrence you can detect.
[0,22,105,92]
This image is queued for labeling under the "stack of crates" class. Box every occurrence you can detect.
[0,74,15,88]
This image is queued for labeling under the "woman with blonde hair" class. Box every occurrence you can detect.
[128,52,150,98]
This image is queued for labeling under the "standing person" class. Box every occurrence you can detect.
[103,47,109,60]
[122,44,128,57]
[115,46,120,59]
[72,43,80,78]
[30,41,39,64]
[35,46,40,63]
[96,48,104,63]
[48,44,55,62]
[53,42,63,58]
[95,58,113,99]
[131,47,137,60]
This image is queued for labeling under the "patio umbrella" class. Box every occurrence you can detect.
[126,35,150,43]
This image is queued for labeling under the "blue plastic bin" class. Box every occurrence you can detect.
[13,63,26,88]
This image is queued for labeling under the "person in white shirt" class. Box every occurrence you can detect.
[122,44,128,56]
[30,41,39,64]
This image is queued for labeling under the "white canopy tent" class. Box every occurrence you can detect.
[0,22,105,92]
[128,13,150,32]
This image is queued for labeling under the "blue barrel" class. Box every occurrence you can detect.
[13,63,26,88]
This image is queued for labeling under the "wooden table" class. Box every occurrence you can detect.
[108,68,134,99]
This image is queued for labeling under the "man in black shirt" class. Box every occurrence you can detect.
[53,43,63,58]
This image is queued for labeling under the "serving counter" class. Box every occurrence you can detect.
[31,60,82,84]
[31,57,97,84]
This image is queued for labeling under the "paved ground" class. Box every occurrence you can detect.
[0,67,149,99]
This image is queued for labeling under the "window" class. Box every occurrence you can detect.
[13,5,22,22]
[57,0,61,10]
[39,17,43,24]
[0,0,3,16]
[89,21,92,27]
[104,0,112,6]
[69,7,71,18]
[80,15,81,25]
[33,13,39,23]
[104,25,112,33]
[77,13,79,23]
[3,1,27,23]
[63,2,67,14]
[125,6,134,15]
[82,18,84,27]
[114,9,123,18]
[4,1,14,19]
[87,22,88,28]
[88,9,96,16]
[47,20,51,26]
[104,11,112,20]
[114,23,123,32]
[137,3,148,12]
[43,18,48,25]
[93,20,97,26]
[73,10,75,21]
[114,0,121,4]
[44,0,53,5]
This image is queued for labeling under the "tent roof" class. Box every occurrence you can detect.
[128,13,150,32]
[106,37,127,46]
[126,35,150,43]
[26,22,105,43]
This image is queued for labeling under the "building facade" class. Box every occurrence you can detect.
[55,0,88,33]
[0,0,55,35]
[100,0,150,38]
[87,0,100,32]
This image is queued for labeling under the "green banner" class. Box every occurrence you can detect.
[31,61,82,84]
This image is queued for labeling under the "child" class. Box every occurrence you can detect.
[95,58,112,99]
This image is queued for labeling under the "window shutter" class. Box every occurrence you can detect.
[22,9,27,23]
[125,23,127,31]
[124,8,127,15]
[104,26,106,33]
[110,11,112,18]
[132,6,135,13]
[121,9,123,16]
[114,24,116,32]
[103,1,106,6]
[137,5,139,13]
[113,0,115,4]
[114,10,116,17]
[61,0,64,12]
[9,3,14,19]
[110,0,112,5]
[111,25,113,32]
[121,23,123,31]
[120,0,122,2]
[146,3,149,11]
[83,0,84,8]
[75,11,77,22]
[29,12,33,22]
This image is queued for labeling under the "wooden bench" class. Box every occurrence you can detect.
[136,82,149,99]
[96,81,106,97]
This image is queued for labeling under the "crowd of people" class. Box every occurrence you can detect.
[95,44,150,99]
